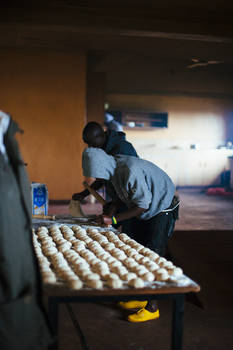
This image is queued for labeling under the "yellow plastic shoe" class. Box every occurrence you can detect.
[128,308,160,323]
[118,300,148,310]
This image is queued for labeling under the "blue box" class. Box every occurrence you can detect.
[31,183,48,215]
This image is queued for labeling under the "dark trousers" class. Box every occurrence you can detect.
[130,211,176,257]
[119,202,178,312]
[132,212,176,311]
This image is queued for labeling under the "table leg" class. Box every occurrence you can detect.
[171,294,185,350]
[48,297,59,350]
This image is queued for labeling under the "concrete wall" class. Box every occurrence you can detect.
[0,50,86,199]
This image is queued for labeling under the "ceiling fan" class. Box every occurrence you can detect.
[187,58,222,69]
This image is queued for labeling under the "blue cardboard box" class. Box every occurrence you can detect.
[31,182,48,215]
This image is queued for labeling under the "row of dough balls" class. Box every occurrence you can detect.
[33,225,183,290]
[34,225,183,285]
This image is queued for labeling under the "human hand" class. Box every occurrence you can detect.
[103,201,118,216]
[72,192,86,203]
[103,202,113,215]
[96,215,112,226]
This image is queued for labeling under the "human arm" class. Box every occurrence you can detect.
[72,178,104,201]
[96,205,146,226]
[103,198,123,216]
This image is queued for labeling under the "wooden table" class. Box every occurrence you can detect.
[44,279,200,350]
[33,219,200,350]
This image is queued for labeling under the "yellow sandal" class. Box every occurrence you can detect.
[128,308,160,323]
[118,300,148,310]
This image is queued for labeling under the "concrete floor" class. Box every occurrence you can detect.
[175,188,233,230]
[45,189,233,350]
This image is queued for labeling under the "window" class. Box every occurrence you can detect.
[108,110,168,129]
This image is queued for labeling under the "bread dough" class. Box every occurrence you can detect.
[68,279,83,290]
[86,279,103,289]
[141,272,155,282]
[107,278,123,289]
[128,278,145,289]
[121,272,137,281]
[155,268,169,281]
[168,267,183,278]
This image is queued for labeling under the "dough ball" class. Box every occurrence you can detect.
[115,266,128,276]
[76,268,92,279]
[145,251,159,259]
[98,269,110,280]
[135,268,150,277]
[104,231,117,239]
[155,268,169,281]
[114,241,125,249]
[145,261,160,272]
[113,251,127,261]
[133,254,145,263]
[121,272,137,281]
[96,251,111,260]
[139,247,152,255]
[159,260,174,268]
[86,279,103,289]
[68,279,83,290]
[43,246,58,256]
[156,257,167,264]
[85,273,101,281]
[118,233,129,239]
[141,272,154,282]
[103,242,115,251]
[42,272,57,284]
[138,256,150,265]
[128,278,145,289]
[108,273,120,280]
[107,278,123,289]
[126,249,138,258]
[110,260,122,268]
[105,256,116,264]
[168,267,183,278]
[86,228,99,234]
[72,241,86,248]
[57,241,72,252]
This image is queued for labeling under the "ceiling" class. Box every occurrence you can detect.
[1,1,233,97]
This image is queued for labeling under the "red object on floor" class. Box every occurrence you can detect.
[206,187,233,196]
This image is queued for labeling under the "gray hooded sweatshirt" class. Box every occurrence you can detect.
[82,147,175,220]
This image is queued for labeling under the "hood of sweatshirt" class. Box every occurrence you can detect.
[104,130,126,153]
[82,147,116,180]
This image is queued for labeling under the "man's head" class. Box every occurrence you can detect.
[82,122,105,148]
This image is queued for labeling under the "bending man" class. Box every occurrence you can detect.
[82,147,179,322]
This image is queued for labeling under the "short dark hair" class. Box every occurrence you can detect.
[82,121,105,147]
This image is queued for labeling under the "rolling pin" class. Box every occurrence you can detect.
[83,181,107,206]
[32,214,56,220]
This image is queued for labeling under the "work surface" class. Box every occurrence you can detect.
[33,218,201,350]
[41,193,232,350]
[33,217,203,350]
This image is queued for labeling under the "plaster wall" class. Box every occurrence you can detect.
[87,72,105,124]
[0,50,86,199]
[107,94,233,150]
[106,94,233,186]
